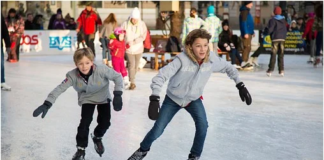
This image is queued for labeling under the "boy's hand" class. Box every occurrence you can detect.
[113,91,123,111]
[236,82,252,105]
[148,95,160,120]
[33,101,52,118]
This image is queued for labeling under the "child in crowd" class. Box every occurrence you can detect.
[218,20,243,69]
[128,29,252,160]
[33,48,124,160]
[109,27,131,89]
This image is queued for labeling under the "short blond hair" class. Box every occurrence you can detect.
[73,48,95,64]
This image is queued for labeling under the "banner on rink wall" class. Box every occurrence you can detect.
[263,31,306,52]
[17,30,100,55]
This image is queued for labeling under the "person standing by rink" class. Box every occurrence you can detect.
[264,6,287,77]
[312,4,323,67]
[128,29,252,160]
[1,14,12,91]
[181,7,206,45]
[121,7,147,90]
[76,2,102,57]
[32,48,124,160]
[204,5,222,55]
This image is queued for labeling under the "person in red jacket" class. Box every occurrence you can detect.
[76,2,102,57]
[302,12,317,63]
[109,27,131,88]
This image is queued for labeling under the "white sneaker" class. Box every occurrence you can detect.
[232,64,242,69]
[1,83,11,91]
[123,77,130,89]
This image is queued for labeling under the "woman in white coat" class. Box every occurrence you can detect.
[121,7,147,90]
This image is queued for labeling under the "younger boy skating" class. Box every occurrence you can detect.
[33,48,124,160]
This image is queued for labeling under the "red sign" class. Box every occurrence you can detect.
[20,34,39,45]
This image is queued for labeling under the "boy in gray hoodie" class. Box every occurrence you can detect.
[33,48,124,160]
[128,29,252,160]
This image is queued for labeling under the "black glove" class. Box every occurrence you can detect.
[148,95,160,120]
[33,101,53,118]
[113,91,123,111]
[236,82,252,105]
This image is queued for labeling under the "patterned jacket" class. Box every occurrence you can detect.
[205,16,222,43]
[181,17,207,44]
[5,16,25,36]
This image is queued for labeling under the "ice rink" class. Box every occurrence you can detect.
[1,53,323,160]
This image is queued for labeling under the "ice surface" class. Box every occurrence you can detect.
[1,53,323,160]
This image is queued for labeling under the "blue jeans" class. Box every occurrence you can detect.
[100,38,111,60]
[316,31,323,56]
[230,48,243,65]
[140,95,208,157]
[1,49,5,83]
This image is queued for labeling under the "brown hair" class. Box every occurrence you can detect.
[184,29,212,63]
[104,13,117,27]
[73,48,95,64]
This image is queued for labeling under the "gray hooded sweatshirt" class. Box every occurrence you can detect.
[151,50,241,107]
[46,64,124,106]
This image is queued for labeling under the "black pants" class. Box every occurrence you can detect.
[76,103,111,148]
[251,45,265,58]
[268,41,285,72]
[84,34,95,57]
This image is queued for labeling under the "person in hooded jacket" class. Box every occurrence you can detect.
[121,7,148,90]
[302,12,317,63]
[204,5,222,54]
[264,6,287,77]
[48,8,62,30]
[218,20,243,69]
[127,29,252,160]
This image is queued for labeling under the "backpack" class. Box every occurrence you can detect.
[165,36,181,52]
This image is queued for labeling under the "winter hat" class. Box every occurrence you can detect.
[291,20,296,24]
[57,8,62,14]
[222,20,229,27]
[130,7,141,19]
[207,6,215,16]
[308,12,315,18]
[273,6,282,15]
[243,1,253,6]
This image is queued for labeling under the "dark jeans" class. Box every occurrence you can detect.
[230,48,243,65]
[268,41,285,72]
[1,49,5,83]
[16,36,21,60]
[76,103,111,148]
[100,37,111,60]
[84,34,95,57]
[316,31,323,56]
[140,95,208,157]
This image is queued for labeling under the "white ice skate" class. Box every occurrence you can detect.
[1,83,11,91]
[124,76,131,89]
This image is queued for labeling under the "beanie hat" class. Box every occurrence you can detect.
[243,1,253,6]
[222,20,229,27]
[273,6,282,15]
[308,12,315,18]
[207,6,215,15]
[130,7,141,19]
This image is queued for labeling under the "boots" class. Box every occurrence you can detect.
[103,59,108,65]
[72,147,85,160]
[91,133,105,157]
[124,76,130,89]
[129,83,136,90]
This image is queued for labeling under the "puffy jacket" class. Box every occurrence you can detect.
[109,39,129,59]
[264,15,287,41]
[121,18,147,54]
[303,18,317,40]
[218,30,233,51]
[239,5,254,37]
[77,9,102,35]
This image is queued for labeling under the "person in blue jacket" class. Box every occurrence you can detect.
[239,1,254,68]
[127,29,252,160]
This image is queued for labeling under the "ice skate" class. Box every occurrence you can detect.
[314,58,321,67]
[266,70,272,77]
[128,148,148,160]
[188,153,200,160]
[307,57,314,64]
[124,76,131,89]
[91,133,104,157]
[72,147,85,160]
[1,83,11,91]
